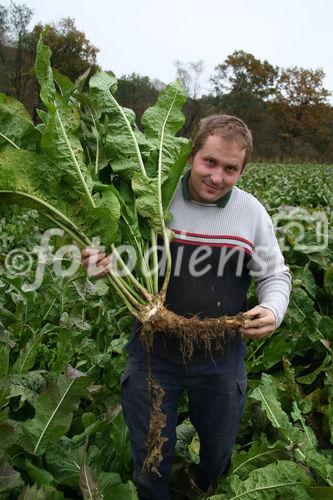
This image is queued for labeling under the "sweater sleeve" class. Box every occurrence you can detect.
[248,206,292,327]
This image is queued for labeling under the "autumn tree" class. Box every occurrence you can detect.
[29,18,99,82]
[270,67,332,157]
[211,50,278,99]
[276,67,330,106]
[0,5,100,115]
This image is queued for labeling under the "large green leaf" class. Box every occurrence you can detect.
[34,34,120,246]
[246,333,297,373]
[230,439,290,479]
[210,460,312,499]
[130,81,190,231]
[35,35,94,202]
[135,81,190,219]
[297,445,333,486]
[250,375,333,486]
[89,71,153,180]
[46,437,83,487]
[20,366,91,455]
[0,149,119,246]
[0,93,41,152]
[0,369,46,409]
[34,33,57,110]
[131,173,161,231]
[249,374,302,445]
[0,149,90,245]
[10,332,42,374]
[161,141,191,209]
[98,472,138,500]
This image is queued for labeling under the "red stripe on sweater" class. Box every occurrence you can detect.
[171,229,254,248]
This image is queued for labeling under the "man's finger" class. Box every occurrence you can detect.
[243,317,274,329]
[97,256,112,271]
[82,252,106,265]
[80,248,100,258]
[243,306,263,319]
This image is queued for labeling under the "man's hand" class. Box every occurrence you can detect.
[80,248,112,278]
[240,306,276,339]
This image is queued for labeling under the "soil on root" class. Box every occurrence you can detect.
[141,306,246,359]
[142,375,168,477]
[140,308,246,476]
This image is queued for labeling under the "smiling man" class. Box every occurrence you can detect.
[81,114,291,499]
[188,134,244,203]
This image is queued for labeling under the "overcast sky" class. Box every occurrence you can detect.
[4,0,333,96]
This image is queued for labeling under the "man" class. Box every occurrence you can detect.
[81,115,291,499]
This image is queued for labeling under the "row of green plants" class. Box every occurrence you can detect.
[0,168,332,499]
[0,206,137,499]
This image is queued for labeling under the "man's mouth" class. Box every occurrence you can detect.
[203,180,219,191]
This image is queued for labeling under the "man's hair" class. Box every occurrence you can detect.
[191,114,253,168]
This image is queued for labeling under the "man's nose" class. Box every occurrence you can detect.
[210,169,223,185]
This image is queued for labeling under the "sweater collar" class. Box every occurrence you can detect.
[181,170,233,207]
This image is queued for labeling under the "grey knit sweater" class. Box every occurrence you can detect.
[127,178,291,364]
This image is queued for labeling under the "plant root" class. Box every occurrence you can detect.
[142,373,168,477]
[140,307,246,476]
[141,306,246,359]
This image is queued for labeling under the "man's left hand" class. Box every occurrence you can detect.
[240,306,276,339]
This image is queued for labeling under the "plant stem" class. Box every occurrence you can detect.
[111,244,152,301]
[106,274,142,317]
[0,132,20,150]
[156,87,179,299]
[114,273,146,306]
[159,228,172,301]
[121,212,154,294]
[150,229,159,295]
[107,268,143,309]
[87,107,100,176]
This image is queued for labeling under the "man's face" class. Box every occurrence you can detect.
[188,134,246,204]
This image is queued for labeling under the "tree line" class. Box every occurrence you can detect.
[1,1,332,163]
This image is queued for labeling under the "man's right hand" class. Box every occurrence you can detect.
[80,248,112,278]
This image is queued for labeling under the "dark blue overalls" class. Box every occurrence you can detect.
[121,335,247,499]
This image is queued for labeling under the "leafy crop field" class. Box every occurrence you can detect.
[0,162,332,499]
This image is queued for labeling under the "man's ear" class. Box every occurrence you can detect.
[188,155,193,167]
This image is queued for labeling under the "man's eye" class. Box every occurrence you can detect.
[206,159,215,165]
